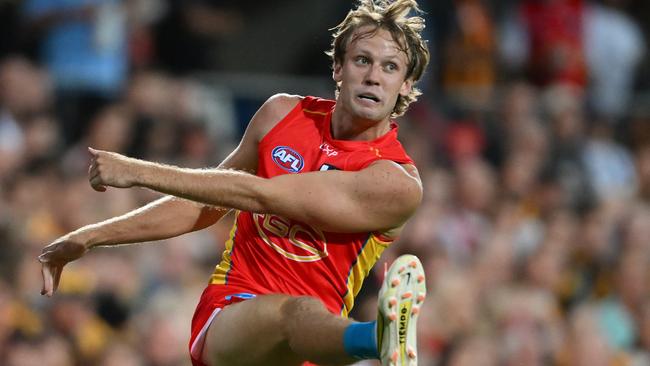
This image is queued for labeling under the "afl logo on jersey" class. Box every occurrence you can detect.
[272,146,304,173]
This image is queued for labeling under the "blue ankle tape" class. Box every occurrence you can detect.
[343,321,379,360]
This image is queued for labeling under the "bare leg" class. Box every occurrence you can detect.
[202,294,359,366]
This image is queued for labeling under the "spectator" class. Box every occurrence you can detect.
[584,0,645,121]
[23,0,129,145]
[500,0,588,88]
[441,0,496,110]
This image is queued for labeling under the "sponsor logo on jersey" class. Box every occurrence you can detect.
[272,146,304,173]
[319,142,339,157]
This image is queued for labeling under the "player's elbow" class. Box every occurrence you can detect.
[406,176,424,213]
[401,181,423,220]
[376,175,423,230]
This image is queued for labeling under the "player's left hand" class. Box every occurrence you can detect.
[87,147,139,192]
[38,234,89,296]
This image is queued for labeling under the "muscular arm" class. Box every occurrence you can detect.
[39,185,228,297]
[73,196,226,249]
[76,137,259,249]
[39,94,299,296]
[89,94,422,233]
[82,93,300,245]
[129,159,422,233]
[58,95,294,248]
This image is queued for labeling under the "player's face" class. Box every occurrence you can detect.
[333,26,413,122]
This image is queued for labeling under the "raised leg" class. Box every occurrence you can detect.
[202,294,357,366]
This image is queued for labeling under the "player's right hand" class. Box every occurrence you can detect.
[87,147,139,192]
[38,236,88,297]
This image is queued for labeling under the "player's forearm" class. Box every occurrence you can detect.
[134,162,271,214]
[71,196,224,249]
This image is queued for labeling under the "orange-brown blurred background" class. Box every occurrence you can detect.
[2,0,650,365]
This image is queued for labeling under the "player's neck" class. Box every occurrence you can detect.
[331,107,391,141]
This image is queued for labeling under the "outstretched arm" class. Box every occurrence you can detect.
[38,197,227,296]
[86,93,422,233]
[89,153,422,233]
[87,93,422,233]
[39,93,301,297]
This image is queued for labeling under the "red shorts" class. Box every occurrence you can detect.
[189,284,318,366]
[189,285,257,366]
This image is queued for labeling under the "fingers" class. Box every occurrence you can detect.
[53,265,63,293]
[88,166,105,191]
[86,147,134,190]
[39,250,55,296]
[38,246,54,263]
[88,160,106,192]
[89,175,107,192]
[88,162,100,179]
[40,262,54,296]
[88,149,105,191]
[40,262,64,296]
[39,239,87,296]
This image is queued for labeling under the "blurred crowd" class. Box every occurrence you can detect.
[1,0,650,365]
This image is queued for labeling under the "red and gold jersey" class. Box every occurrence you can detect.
[209,96,414,316]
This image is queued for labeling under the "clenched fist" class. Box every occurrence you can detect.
[88,147,141,192]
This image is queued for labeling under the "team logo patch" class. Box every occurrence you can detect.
[272,146,304,173]
[253,213,328,262]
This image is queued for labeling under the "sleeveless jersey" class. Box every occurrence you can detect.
[209,96,414,316]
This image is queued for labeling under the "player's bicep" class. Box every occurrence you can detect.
[336,162,422,232]
[266,161,422,233]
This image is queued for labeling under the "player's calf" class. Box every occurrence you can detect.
[281,296,356,365]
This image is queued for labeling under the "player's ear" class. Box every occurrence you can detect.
[399,78,413,97]
[333,62,343,83]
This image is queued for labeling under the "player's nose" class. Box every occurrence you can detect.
[363,64,381,86]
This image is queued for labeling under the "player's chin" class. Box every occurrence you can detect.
[353,105,387,121]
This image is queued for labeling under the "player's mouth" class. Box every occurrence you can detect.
[357,93,381,105]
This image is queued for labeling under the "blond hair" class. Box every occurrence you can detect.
[327,0,430,117]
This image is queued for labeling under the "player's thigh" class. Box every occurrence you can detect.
[202,294,303,366]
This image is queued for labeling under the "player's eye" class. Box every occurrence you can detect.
[355,56,370,65]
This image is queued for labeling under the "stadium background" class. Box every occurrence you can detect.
[2,0,650,365]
